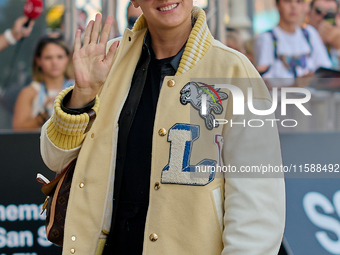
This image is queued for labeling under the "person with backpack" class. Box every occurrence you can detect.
[256,0,331,80]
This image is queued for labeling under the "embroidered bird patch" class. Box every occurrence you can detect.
[180,82,228,130]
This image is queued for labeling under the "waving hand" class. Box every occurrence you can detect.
[68,14,119,108]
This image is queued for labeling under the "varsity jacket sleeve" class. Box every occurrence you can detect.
[40,39,121,173]
[221,59,286,254]
[40,85,100,173]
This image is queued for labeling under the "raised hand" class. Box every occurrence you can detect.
[318,21,340,49]
[12,16,35,40]
[68,14,119,108]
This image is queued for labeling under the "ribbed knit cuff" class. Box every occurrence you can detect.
[46,86,100,150]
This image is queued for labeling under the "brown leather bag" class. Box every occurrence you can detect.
[38,159,77,246]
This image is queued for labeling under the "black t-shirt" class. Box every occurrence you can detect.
[108,35,184,254]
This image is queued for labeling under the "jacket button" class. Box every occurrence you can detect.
[71,236,76,241]
[154,182,160,190]
[91,133,94,138]
[79,183,85,188]
[158,128,167,137]
[167,79,175,87]
[70,248,75,254]
[149,233,158,242]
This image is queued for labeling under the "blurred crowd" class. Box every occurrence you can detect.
[255,0,340,85]
[0,0,339,131]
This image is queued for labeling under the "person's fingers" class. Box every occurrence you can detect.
[105,41,119,66]
[318,23,325,31]
[83,20,94,47]
[319,23,333,42]
[27,20,35,32]
[12,17,24,38]
[320,21,332,31]
[318,25,327,37]
[14,16,28,28]
[90,13,102,45]
[99,15,113,45]
[22,20,35,37]
[74,29,82,51]
[21,16,29,22]
[322,24,331,33]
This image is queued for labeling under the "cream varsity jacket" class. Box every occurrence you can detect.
[40,7,285,255]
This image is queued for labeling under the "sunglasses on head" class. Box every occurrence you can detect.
[314,6,336,15]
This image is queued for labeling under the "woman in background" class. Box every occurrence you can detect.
[12,37,73,130]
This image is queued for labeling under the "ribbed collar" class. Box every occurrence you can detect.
[132,6,213,76]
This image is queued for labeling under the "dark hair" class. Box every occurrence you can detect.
[310,0,339,10]
[32,37,72,82]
